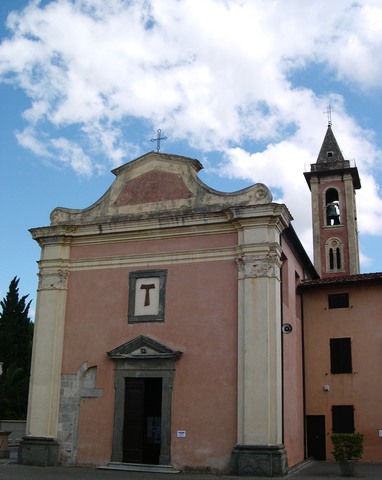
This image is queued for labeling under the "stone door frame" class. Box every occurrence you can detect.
[108,336,181,465]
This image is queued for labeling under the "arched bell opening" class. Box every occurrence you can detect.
[325,188,340,226]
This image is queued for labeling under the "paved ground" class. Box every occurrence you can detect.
[2,461,382,480]
[2,450,382,480]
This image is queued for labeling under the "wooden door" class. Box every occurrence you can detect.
[123,377,162,464]
[123,378,145,463]
[306,415,326,460]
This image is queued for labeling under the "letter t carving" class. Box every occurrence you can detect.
[140,284,155,306]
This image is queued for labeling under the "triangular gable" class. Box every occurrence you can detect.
[107,335,182,360]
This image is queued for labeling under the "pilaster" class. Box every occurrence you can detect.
[343,174,360,274]
[231,205,289,476]
[19,236,71,466]
[309,177,322,276]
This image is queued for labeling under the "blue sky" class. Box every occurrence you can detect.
[1,0,382,318]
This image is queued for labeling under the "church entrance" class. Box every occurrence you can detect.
[108,336,182,466]
[123,377,162,464]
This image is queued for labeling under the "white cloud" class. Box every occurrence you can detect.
[15,126,51,157]
[359,250,373,271]
[50,137,93,175]
[1,0,382,257]
[325,2,382,89]
[357,175,382,235]
[2,1,382,147]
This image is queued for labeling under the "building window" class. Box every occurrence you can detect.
[332,405,355,433]
[330,338,352,374]
[336,248,341,269]
[329,248,334,270]
[328,293,349,309]
[128,270,167,323]
[326,238,344,273]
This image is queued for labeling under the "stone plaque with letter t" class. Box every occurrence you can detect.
[128,270,167,323]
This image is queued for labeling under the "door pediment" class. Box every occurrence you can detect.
[107,335,182,360]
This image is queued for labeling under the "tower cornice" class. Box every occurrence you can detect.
[304,165,361,190]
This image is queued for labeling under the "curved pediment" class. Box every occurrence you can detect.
[107,335,182,360]
[49,151,272,225]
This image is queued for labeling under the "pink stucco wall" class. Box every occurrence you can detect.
[281,236,306,468]
[303,282,382,462]
[61,232,238,470]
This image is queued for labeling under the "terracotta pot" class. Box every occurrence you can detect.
[0,431,11,459]
[339,460,357,477]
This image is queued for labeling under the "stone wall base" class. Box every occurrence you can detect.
[18,437,59,466]
[231,444,288,477]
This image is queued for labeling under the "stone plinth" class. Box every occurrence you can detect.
[231,444,288,477]
[18,436,59,466]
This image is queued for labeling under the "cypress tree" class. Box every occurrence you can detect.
[0,277,33,418]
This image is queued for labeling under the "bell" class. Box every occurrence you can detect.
[327,203,340,225]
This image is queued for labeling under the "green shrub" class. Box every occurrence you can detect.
[331,433,364,462]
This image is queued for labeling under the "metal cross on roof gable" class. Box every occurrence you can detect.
[151,129,167,152]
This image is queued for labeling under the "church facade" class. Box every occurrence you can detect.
[20,150,315,475]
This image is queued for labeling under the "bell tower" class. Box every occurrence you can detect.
[304,124,361,278]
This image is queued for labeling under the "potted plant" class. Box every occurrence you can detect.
[331,432,364,477]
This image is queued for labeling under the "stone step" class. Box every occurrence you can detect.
[98,462,181,473]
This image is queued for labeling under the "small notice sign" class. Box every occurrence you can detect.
[177,430,186,438]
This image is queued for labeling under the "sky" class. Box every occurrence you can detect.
[1,0,382,319]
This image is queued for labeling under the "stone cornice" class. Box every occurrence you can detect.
[29,229,76,247]
[30,211,236,243]
[30,204,292,248]
[228,203,292,231]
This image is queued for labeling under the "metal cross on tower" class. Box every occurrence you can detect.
[151,129,167,152]
[325,104,332,127]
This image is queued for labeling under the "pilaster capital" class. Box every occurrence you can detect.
[236,252,282,279]
[38,269,69,291]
